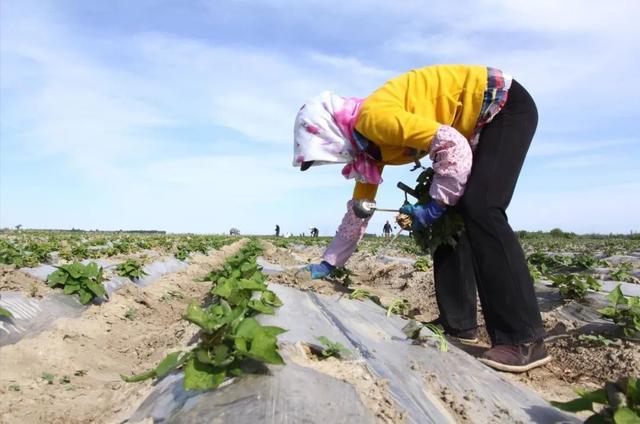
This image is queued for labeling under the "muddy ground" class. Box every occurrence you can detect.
[260,241,640,406]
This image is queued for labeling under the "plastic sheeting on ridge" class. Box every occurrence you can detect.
[0,257,188,347]
[124,284,577,424]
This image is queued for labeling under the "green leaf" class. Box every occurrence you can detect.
[78,290,93,304]
[155,351,186,378]
[262,326,287,337]
[212,279,237,299]
[247,299,275,315]
[235,317,260,339]
[120,369,156,382]
[234,336,248,353]
[63,284,79,295]
[608,285,626,306]
[577,388,609,404]
[236,279,266,291]
[627,378,640,407]
[83,262,100,278]
[84,279,106,298]
[65,263,85,279]
[550,396,594,413]
[185,303,221,334]
[261,290,283,307]
[47,270,68,286]
[584,415,608,424]
[248,330,284,365]
[613,407,640,424]
[0,306,12,318]
[599,306,617,317]
[183,356,227,391]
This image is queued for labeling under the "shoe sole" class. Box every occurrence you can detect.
[478,355,552,373]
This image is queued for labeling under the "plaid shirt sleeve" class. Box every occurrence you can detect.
[469,67,513,150]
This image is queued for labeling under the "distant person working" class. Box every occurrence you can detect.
[383,221,392,238]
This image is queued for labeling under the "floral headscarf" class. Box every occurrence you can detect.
[292,91,382,185]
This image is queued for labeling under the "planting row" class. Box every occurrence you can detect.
[121,239,287,390]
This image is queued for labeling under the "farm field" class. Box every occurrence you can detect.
[0,230,639,423]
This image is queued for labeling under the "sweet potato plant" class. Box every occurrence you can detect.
[47,262,107,304]
[115,259,148,281]
[549,273,602,302]
[122,240,286,391]
[551,377,640,423]
[598,285,640,337]
[398,167,465,254]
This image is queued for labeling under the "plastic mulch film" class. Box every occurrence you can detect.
[125,284,578,424]
[0,257,188,346]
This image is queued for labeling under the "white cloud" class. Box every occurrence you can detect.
[1,0,638,233]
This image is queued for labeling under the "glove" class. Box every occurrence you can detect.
[399,201,447,231]
[307,261,335,279]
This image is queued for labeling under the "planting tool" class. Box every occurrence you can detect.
[352,200,400,219]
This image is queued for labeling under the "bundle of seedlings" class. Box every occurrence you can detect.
[396,167,465,254]
[121,240,286,390]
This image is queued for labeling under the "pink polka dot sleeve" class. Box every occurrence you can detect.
[428,125,473,206]
[322,199,371,267]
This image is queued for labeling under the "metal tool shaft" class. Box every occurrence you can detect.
[373,207,400,213]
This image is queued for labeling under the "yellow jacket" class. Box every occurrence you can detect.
[352,64,488,200]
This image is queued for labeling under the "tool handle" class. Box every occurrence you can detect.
[397,182,418,199]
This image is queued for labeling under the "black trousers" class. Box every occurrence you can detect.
[433,80,545,345]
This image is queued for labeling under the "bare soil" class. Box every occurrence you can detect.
[0,266,56,298]
[0,241,244,424]
[264,243,640,408]
[284,342,405,423]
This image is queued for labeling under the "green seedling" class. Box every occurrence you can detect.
[610,263,636,282]
[124,308,138,320]
[29,281,38,297]
[402,320,448,352]
[329,267,354,287]
[0,306,13,319]
[8,384,20,392]
[161,290,185,301]
[399,167,466,254]
[47,262,107,304]
[59,375,71,384]
[41,372,55,384]
[528,262,543,282]
[387,298,410,317]
[549,273,602,301]
[115,259,148,280]
[349,289,381,305]
[122,240,286,391]
[315,336,352,359]
[598,284,640,337]
[413,257,430,272]
[570,254,606,271]
[550,377,640,423]
[577,334,615,346]
[175,247,190,261]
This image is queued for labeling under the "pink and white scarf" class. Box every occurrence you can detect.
[292,91,382,185]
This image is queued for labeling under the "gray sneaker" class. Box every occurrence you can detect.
[478,340,551,373]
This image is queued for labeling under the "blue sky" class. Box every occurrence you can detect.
[1,0,639,235]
